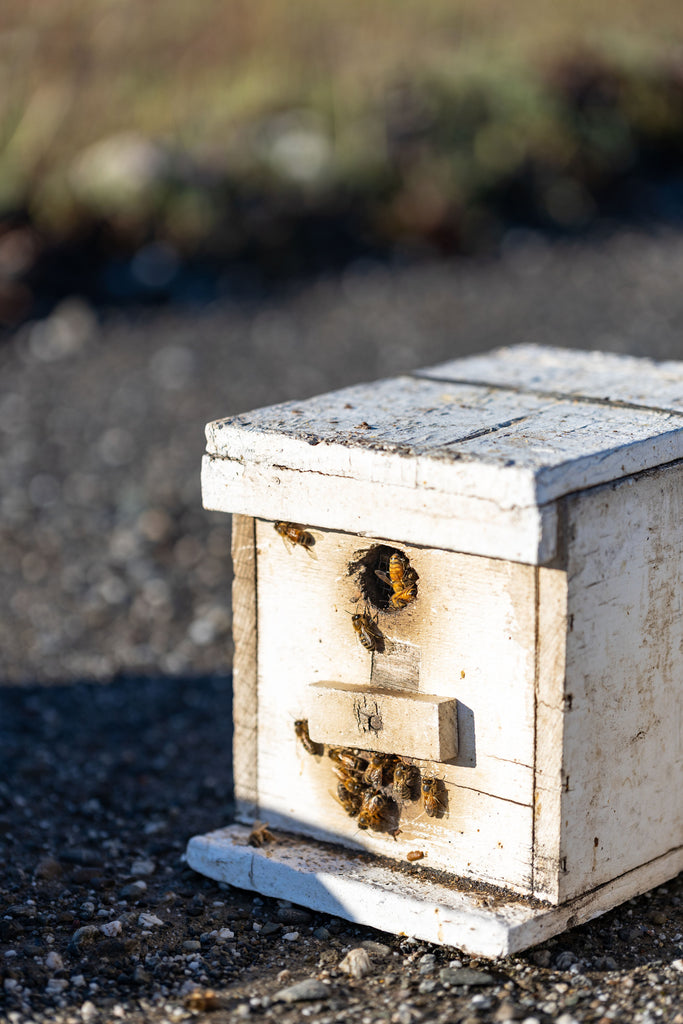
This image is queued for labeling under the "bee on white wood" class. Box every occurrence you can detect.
[274,521,317,557]
[294,719,324,756]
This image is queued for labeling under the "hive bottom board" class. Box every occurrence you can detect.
[185,825,683,957]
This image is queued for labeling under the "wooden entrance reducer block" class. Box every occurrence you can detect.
[186,344,683,956]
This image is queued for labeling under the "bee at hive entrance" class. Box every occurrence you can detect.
[347,545,418,612]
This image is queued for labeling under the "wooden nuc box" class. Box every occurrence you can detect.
[187,345,683,955]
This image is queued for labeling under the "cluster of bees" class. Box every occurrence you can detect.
[295,720,446,835]
[282,525,441,839]
[274,524,419,654]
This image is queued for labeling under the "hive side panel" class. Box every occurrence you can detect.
[561,466,683,901]
[532,565,568,903]
[231,514,259,821]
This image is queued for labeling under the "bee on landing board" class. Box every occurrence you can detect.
[248,821,277,847]
[393,758,418,801]
[328,747,368,775]
[362,752,395,788]
[357,789,399,834]
[294,719,324,757]
[375,552,418,610]
[421,775,447,818]
[336,781,363,817]
[274,521,317,557]
[333,766,366,795]
[351,610,385,653]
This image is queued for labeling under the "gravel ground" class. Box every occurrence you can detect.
[2,227,683,1022]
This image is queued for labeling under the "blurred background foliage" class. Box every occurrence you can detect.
[4,0,683,322]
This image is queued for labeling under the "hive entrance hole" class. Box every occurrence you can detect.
[347,544,410,612]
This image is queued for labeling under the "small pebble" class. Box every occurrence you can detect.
[131,857,156,877]
[80,1001,97,1022]
[100,920,122,937]
[282,931,299,942]
[418,953,436,975]
[69,925,102,951]
[45,977,69,993]
[274,978,330,1003]
[138,912,165,928]
[339,947,373,979]
[34,857,64,880]
[276,906,312,924]
[119,881,147,898]
[494,1000,525,1021]
[361,940,391,957]
[439,967,496,986]
[45,950,64,970]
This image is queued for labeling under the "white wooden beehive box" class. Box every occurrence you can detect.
[187,344,683,956]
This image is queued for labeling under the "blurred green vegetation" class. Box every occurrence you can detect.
[3,0,683,318]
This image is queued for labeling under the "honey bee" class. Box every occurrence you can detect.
[375,552,418,610]
[274,521,317,557]
[248,821,277,847]
[336,781,363,817]
[357,790,398,833]
[351,611,385,653]
[421,775,447,818]
[334,766,366,794]
[328,747,368,775]
[294,719,324,757]
[393,758,418,801]
[363,752,395,788]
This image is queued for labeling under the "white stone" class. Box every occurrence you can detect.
[100,920,123,937]
[138,912,165,928]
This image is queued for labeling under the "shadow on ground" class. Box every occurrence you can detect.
[1,674,682,1023]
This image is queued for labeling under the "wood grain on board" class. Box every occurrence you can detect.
[559,466,683,901]
[253,518,537,893]
[230,514,259,820]
[307,681,458,762]
[203,348,683,564]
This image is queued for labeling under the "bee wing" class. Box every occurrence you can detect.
[374,569,393,586]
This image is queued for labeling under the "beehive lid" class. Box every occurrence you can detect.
[202,345,683,564]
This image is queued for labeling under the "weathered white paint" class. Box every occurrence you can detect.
[307,681,458,762]
[202,452,558,564]
[559,464,683,901]
[250,519,537,893]
[202,353,683,564]
[231,514,258,819]
[186,823,683,956]
[418,344,683,412]
[532,565,568,903]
